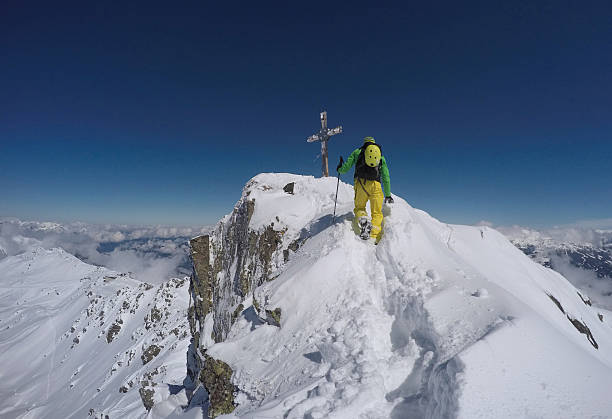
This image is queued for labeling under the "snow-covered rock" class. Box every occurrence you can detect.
[186,173,612,418]
[0,247,192,418]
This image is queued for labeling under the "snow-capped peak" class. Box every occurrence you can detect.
[186,173,612,418]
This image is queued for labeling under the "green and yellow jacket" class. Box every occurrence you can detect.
[338,147,391,197]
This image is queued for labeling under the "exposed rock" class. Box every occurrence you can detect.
[106,323,121,343]
[189,235,214,344]
[200,354,235,418]
[599,313,604,322]
[185,178,307,412]
[567,316,598,349]
[231,304,244,325]
[141,345,162,365]
[139,387,155,411]
[547,293,598,349]
[253,295,261,313]
[288,238,301,252]
[283,182,295,194]
[265,307,282,327]
[144,307,162,330]
[190,195,284,344]
[283,238,302,262]
[547,293,565,314]
[188,306,197,337]
[577,291,592,306]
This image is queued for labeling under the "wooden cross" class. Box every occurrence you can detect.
[307,111,343,177]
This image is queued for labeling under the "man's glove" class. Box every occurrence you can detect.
[336,156,344,172]
[384,196,394,204]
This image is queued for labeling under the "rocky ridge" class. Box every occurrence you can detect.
[186,176,310,417]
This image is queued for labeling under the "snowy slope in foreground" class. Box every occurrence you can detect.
[201,173,612,419]
[0,247,192,418]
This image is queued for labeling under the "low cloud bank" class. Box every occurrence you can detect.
[479,221,612,248]
[477,220,612,311]
[0,218,210,285]
[549,254,612,311]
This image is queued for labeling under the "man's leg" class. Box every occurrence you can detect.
[353,179,369,233]
[369,180,384,240]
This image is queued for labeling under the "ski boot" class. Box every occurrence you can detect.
[358,216,373,240]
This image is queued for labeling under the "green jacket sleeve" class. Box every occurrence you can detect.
[338,148,361,174]
[381,156,391,197]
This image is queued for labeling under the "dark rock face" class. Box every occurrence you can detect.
[547,292,599,349]
[141,345,162,365]
[199,355,236,418]
[189,196,284,346]
[567,316,598,349]
[106,323,121,343]
[231,304,244,325]
[139,387,155,411]
[185,178,305,417]
[190,235,214,324]
[283,182,295,194]
[265,307,282,327]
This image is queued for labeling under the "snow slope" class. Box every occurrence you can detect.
[0,247,192,418]
[197,173,612,418]
[2,173,611,419]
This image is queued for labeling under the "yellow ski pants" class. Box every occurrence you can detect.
[354,178,384,239]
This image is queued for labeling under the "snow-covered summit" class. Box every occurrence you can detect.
[186,173,612,419]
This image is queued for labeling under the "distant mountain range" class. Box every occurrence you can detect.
[0,217,210,284]
[498,226,612,309]
[515,240,612,279]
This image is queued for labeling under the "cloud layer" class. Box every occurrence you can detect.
[0,218,211,284]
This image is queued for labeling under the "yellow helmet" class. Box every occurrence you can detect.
[364,144,381,167]
[363,136,376,144]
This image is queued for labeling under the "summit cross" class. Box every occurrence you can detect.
[307,110,343,177]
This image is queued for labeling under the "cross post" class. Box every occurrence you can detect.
[307,111,343,177]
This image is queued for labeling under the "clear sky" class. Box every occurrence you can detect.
[1,1,611,227]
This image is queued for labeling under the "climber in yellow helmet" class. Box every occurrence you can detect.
[337,136,393,242]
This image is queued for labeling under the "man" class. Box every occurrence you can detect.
[337,136,393,242]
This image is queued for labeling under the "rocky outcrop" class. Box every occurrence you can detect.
[200,355,235,417]
[547,292,599,349]
[185,177,306,417]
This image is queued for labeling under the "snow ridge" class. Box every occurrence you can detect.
[200,173,612,419]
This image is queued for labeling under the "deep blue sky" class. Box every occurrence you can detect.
[1,1,611,227]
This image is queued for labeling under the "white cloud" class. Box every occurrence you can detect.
[0,218,211,284]
[548,253,612,311]
[560,218,612,230]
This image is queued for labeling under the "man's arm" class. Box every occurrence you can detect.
[338,148,361,174]
[381,156,391,197]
